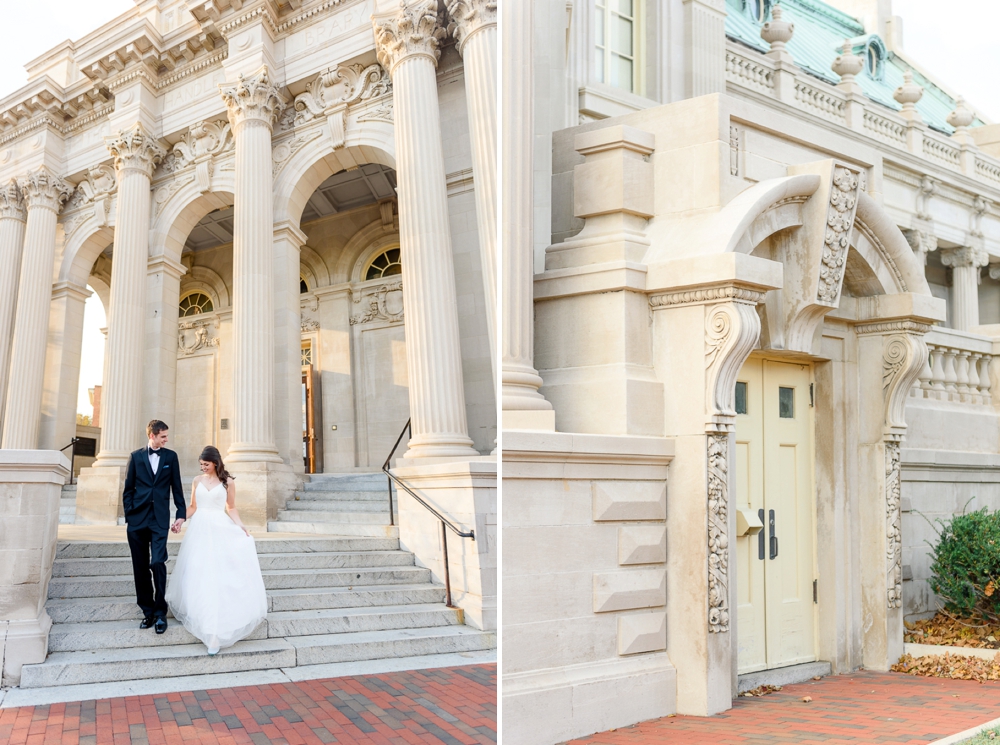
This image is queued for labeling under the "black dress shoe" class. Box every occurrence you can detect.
[140,616,155,630]
[154,616,168,634]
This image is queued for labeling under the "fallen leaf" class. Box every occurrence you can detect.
[812,676,821,680]
[801,696,812,703]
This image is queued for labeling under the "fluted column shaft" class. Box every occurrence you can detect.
[450,0,497,386]
[374,2,478,458]
[942,247,988,332]
[0,182,26,432]
[500,0,553,424]
[221,69,284,463]
[2,169,71,449]
[94,126,164,467]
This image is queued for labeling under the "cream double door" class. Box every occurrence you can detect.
[735,357,816,674]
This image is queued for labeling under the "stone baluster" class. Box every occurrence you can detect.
[956,350,972,400]
[373,1,479,457]
[941,247,988,331]
[1,168,72,449]
[980,355,994,404]
[0,181,26,431]
[969,352,984,403]
[930,345,947,396]
[916,346,933,398]
[943,348,959,398]
[499,0,554,430]
[92,125,165,468]
[219,69,286,465]
[447,0,497,387]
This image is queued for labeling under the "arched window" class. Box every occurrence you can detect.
[865,38,885,80]
[300,277,309,294]
[178,292,213,317]
[746,0,769,23]
[364,247,402,280]
[595,0,642,94]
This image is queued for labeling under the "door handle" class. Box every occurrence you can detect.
[769,509,778,559]
[758,509,765,560]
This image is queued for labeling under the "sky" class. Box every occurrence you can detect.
[0,0,998,416]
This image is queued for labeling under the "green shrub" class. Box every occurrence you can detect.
[929,507,1000,622]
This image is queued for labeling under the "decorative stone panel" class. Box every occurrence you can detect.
[592,481,666,522]
[593,569,667,613]
[618,526,667,565]
[618,612,667,655]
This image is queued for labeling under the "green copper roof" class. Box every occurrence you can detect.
[725,0,982,133]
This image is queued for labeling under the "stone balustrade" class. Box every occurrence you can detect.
[911,328,994,405]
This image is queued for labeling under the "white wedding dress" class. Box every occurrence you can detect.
[165,481,267,653]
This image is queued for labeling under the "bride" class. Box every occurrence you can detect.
[165,446,267,655]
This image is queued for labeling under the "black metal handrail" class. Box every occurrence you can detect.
[59,438,80,485]
[382,418,474,608]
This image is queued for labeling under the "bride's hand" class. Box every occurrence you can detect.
[242,527,250,537]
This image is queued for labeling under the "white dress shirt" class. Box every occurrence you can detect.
[148,448,161,475]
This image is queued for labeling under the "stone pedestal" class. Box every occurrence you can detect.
[0,450,69,686]
[75,465,126,525]
[373,1,479,459]
[226,460,301,530]
[0,181,26,432]
[392,458,497,630]
[2,168,72,449]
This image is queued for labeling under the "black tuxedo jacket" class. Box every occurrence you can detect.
[123,447,187,531]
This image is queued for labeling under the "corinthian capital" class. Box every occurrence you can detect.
[940,246,989,269]
[373,0,447,74]
[219,67,286,130]
[446,0,497,53]
[0,179,25,221]
[19,167,73,213]
[106,124,166,177]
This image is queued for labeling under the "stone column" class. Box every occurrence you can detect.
[143,256,186,427]
[77,126,163,525]
[273,221,306,474]
[500,0,554,431]
[2,168,72,449]
[941,246,988,331]
[682,0,727,98]
[92,125,165,467]
[39,282,91,451]
[0,180,26,432]
[373,1,479,458]
[219,69,298,527]
[448,0,497,386]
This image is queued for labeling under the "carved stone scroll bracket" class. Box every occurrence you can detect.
[162,120,234,193]
[856,320,932,439]
[704,295,765,434]
[707,432,730,633]
[884,439,903,609]
[288,63,392,141]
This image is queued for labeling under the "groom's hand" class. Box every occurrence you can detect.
[171,518,185,533]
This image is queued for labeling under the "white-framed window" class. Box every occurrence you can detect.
[595,0,642,94]
[178,291,213,317]
[364,247,402,281]
[745,0,769,23]
[865,38,886,80]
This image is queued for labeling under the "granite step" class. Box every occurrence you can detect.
[48,566,431,598]
[275,510,392,524]
[304,474,384,488]
[48,619,268,652]
[291,490,389,501]
[52,550,414,577]
[59,499,77,525]
[288,626,496,666]
[264,521,399,538]
[19,638,297,688]
[54,537,399,560]
[265,603,462,638]
[284,501,394,513]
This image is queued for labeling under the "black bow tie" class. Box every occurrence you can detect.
[148,448,160,457]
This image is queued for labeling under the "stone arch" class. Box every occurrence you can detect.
[148,172,235,266]
[336,219,401,284]
[299,244,331,290]
[179,265,230,309]
[58,219,115,288]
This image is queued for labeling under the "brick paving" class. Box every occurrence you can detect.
[568,671,1000,745]
[0,664,496,745]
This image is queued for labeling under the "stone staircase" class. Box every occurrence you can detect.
[268,472,398,538]
[59,484,77,525]
[19,535,495,690]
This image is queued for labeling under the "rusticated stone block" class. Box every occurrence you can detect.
[618,526,667,565]
[618,611,667,655]
[593,482,666,522]
[593,569,666,613]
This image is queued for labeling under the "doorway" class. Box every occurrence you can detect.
[735,357,817,674]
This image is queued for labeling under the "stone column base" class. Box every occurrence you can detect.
[1,613,53,687]
[390,458,497,631]
[226,460,300,530]
[75,466,127,525]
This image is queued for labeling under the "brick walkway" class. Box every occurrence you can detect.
[568,671,1000,744]
[0,664,496,745]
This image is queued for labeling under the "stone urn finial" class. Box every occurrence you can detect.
[761,4,794,55]
[831,38,863,83]
[948,96,975,131]
[893,70,923,110]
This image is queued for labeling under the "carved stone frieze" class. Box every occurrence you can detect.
[219,68,286,129]
[19,167,73,212]
[106,124,166,176]
[350,281,404,325]
[358,101,394,124]
[729,125,739,177]
[707,433,730,633]
[704,300,762,433]
[817,166,861,303]
[178,318,220,356]
[291,63,392,125]
[649,286,765,309]
[152,174,195,219]
[446,0,497,52]
[0,179,25,221]
[885,440,902,609]
[162,120,233,173]
[272,130,324,177]
[373,0,447,73]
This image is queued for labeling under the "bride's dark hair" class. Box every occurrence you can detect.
[199,446,234,487]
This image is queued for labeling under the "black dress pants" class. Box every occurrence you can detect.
[127,526,169,618]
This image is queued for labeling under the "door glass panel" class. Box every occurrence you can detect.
[735,381,748,415]
[778,386,794,418]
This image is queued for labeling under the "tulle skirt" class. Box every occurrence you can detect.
[165,507,267,653]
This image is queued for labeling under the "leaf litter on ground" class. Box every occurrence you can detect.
[892,651,1000,683]
[905,612,1000,649]
[739,685,782,698]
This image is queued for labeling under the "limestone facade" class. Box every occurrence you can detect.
[503,0,1000,743]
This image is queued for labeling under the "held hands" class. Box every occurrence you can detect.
[170,518,186,533]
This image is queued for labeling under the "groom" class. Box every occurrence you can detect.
[123,419,187,634]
